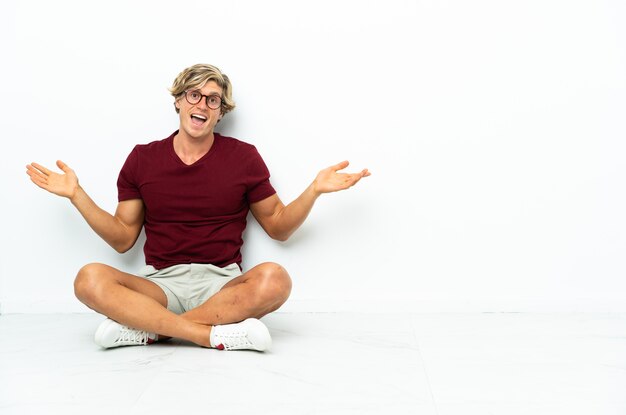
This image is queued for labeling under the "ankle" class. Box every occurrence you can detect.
[197,326,213,348]
[208,325,219,348]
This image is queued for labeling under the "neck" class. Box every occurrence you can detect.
[173,130,215,165]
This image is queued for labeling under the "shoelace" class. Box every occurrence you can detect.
[216,329,253,350]
[115,326,149,345]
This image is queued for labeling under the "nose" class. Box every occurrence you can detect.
[195,97,209,110]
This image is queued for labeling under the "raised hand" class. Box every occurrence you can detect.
[313,161,370,195]
[26,160,80,199]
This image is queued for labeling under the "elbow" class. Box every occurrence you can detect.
[274,234,290,242]
[111,239,134,254]
[107,222,141,254]
[269,230,291,242]
[113,244,131,254]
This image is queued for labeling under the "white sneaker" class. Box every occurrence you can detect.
[94,318,157,349]
[210,318,272,351]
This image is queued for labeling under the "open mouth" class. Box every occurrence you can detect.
[190,113,207,126]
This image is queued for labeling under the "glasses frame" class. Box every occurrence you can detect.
[184,90,223,110]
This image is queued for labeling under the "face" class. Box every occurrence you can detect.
[175,80,223,140]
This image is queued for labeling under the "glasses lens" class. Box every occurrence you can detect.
[186,90,202,104]
[207,95,222,110]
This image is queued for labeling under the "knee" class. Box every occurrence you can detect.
[74,263,108,303]
[255,262,292,303]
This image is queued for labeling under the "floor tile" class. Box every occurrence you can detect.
[0,313,435,415]
[2,313,624,414]
[411,313,626,407]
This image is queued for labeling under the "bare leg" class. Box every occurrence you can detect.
[180,262,292,326]
[74,263,213,347]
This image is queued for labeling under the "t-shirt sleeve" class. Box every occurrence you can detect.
[117,146,142,202]
[246,146,276,204]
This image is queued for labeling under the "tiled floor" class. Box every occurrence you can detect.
[1,313,625,414]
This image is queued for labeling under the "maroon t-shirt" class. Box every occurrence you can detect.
[117,131,276,269]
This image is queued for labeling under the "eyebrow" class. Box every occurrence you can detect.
[190,89,222,97]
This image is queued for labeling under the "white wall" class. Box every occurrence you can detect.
[1,0,625,313]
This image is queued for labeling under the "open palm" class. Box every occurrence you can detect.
[313,161,370,194]
[26,160,79,199]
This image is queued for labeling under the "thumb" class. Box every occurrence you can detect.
[331,160,350,171]
[56,160,72,173]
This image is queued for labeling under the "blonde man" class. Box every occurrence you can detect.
[26,64,369,351]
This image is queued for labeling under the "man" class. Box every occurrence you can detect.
[26,64,369,352]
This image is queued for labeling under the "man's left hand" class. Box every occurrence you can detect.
[313,161,370,195]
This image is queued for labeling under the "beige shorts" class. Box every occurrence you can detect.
[137,263,243,315]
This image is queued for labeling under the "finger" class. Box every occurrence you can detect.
[348,171,369,186]
[26,164,49,180]
[349,174,362,186]
[330,160,350,171]
[56,160,71,172]
[30,162,52,176]
[341,170,369,183]
[29,174,49,190]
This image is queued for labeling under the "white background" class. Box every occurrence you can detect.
[1,0,625,313]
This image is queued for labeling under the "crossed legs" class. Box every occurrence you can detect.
[73,262,292,348]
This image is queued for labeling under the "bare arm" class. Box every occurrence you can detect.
[250,160,370,241]
[26,160,144,253]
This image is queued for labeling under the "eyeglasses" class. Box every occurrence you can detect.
[184,90,223,110]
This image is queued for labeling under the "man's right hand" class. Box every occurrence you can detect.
[26,160,144,253]
[26,160,80,199]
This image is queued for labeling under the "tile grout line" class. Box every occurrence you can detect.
[410,316,440,415]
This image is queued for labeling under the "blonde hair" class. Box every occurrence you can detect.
[169,64,236,115]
